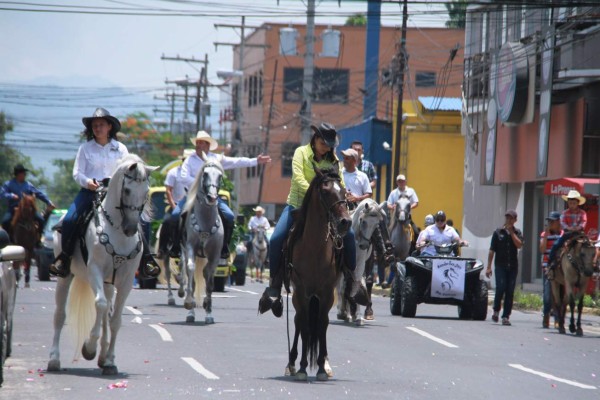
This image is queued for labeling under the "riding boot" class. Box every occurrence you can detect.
[140,234,161,278]
[220,218,234,260]
[169,221,181,258]
[49,252,72,278]
[258,270,283,317]
[374,224,395,266]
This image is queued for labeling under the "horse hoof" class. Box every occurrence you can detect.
[102,365,119,376]
[184,301,196,310]
[354,317,364,327]
[295,371,308,381]
[316,371,329,381]
[285,366,296,376]
[569,324,576,334]
[186,315,195,323]
[178,288,185,298]
[168,298,176,306]
[205,316,215,325]
[81,344,96,361]
[576,328,583,336]
[336,313,346,321]
[47,359,61,372]
[559,327,566,334]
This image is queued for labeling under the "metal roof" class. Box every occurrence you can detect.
[418,96,462,111]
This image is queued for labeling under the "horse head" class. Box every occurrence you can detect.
[17,194,37,221]
[572,236,596,277]
[109,155,157,237]
[313,167,351,237]
[194,152,224,206]
[355,200,382,250]
[395,195,412,224]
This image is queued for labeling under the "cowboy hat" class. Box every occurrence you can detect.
[253,206,265,213]
[13,164,29,175]
[310,123,338,148]
[562,189,586,205]
[190,130,218,151]
[82,107,121,139]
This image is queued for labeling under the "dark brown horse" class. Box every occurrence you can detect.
[550,233,596,336]
[285,167,351,381]
[10,194,40,287]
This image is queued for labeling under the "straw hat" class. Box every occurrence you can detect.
[253,206,265,213]
[190,130,218,151]
[562,190,586,205]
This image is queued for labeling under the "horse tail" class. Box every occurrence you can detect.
[66,274,96,359]
[308,295,320,369]
[194,257,206,308]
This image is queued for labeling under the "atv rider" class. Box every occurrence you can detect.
[417,211,468,256]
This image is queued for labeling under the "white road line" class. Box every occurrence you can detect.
[509,364,597,390]
[406,327,459,348]
[227,287,258,295]
[181,357,220,380]
[126,306,143,316]
[149,324,173,342]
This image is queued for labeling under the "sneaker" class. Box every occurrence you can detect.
[502,317,511,326]
[492,311,499,323]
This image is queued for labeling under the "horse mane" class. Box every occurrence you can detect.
[11,194,37,226]
[290,167,341,244]
[183,153,225,213]
[107,154,154,220]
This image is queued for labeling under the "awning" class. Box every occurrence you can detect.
[543,177,600,196]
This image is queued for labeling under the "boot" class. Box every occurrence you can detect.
[140,231,161,278]
[258,274,283,317]
[49,252,71,278]
[220,219,234,260]
[169,221,181,258]
[374,224,395,266]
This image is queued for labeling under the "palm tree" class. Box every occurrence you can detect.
[445,0,467,29]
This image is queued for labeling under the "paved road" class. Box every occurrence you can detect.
[2,274,600,399]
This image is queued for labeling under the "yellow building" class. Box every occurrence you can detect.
[392,97,464,231]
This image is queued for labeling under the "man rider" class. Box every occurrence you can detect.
[417,211,467,256]
[167,130,271,260]
[1,164,55,236]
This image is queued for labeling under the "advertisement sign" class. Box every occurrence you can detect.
[431,259,466,300]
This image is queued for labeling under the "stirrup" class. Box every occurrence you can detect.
[49,253,71,278]
[141,254,161,278]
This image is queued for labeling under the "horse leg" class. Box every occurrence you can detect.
[336,279,347,321]
[316,302,331,381]
[81,267,108,362]
[24,258,31,288]
[183,246,196,313]
[48,275,73,371]
[568,293,577,334]
[177,255,186,299]
[98,283,114,369]
[285,322,300,377]
[203,263,215,324]
[102,277,134,376]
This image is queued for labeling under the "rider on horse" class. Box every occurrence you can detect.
[49,108,160,278]
[258,123,368,317]
[247,205,270,251]
[1,164,55,238]
[165,130,271,260]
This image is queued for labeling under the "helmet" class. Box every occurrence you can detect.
[434,211,446,222]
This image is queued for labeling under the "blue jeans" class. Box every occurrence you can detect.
[548,231,577,265]
[268,205,356,277]
[493,266,518,319]
[171,196,234,225]
[62,189,96,254]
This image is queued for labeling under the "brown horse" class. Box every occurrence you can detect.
[550,233,596,336]
[285,167,351,381]
[10,194,40,287]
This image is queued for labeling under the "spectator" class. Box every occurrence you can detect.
[351,141,377,190]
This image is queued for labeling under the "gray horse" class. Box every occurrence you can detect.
[388,196,414,263]
[179,153,225,324]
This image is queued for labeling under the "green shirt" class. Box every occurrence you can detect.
[286,144,345,208]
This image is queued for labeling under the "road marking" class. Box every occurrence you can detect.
[227,287,258,295]
[149,324,173,342]
[126,306,143,316]
[406,327,459,348]
[509,364,597,390]
[182,357,219,380]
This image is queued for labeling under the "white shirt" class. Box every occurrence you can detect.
[342,169,372,196]
[248,215,270,231]
[387,186,419,206]
[419,224,459,256]
[73,139,129,188]
[164,166,186,203]
[180,152,258,189]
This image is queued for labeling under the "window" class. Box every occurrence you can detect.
[281,142,300,177]
[245,143,262,179]
[415,71,436,87]
[283,68,349,104]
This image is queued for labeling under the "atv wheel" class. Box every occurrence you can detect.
[458,303,472,319]
[390,275,403,316]
[400,275,417,318]
[471,280,488,321]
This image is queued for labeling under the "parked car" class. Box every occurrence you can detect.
[1,228,25,387]
[35,209,67,281]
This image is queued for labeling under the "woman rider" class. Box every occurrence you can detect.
[50,108,159,278]
[258,123,368,317]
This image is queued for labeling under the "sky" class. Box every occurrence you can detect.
[0,0,451,178]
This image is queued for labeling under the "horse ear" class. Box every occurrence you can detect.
[365,202,370,211]
[145,165,159,173]
[200,151,208,162]
[128,163,137,171]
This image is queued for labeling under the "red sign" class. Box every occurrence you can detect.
[543,177,600,196]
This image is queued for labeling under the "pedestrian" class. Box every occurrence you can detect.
[351,141,377,190]
[485,210,524,326]
[340,148,372,209]
[1,164,55,235]
[547,190,587,280]
[539,211,562,329]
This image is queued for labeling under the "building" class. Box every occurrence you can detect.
[461,3,600,291]
[225,22,465,217]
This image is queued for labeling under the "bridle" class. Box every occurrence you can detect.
[318,176,347,250]
[356,210,380,250]
[198,162,223,204]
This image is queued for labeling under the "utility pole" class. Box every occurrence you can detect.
[257,59,278,204]
[301,0,316,144]
[392,0,408,179]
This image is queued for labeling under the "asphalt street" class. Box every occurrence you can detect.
[2,272,600,400]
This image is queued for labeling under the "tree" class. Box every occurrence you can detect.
[345,13,366,27]
[445,0,467,29]
[47,159,80,209]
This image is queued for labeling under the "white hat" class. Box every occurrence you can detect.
[341,148,359,162]
[562,190,586,205]
[190,130,218,151]
[424,214,434,226]
[396,174,406,181]
[253,206,265,213]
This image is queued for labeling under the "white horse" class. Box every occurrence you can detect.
[250,227,268,283]
[179,153,224,324]
[1,244,23,386]
[336,199,385,326]
[48,155,157,375]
